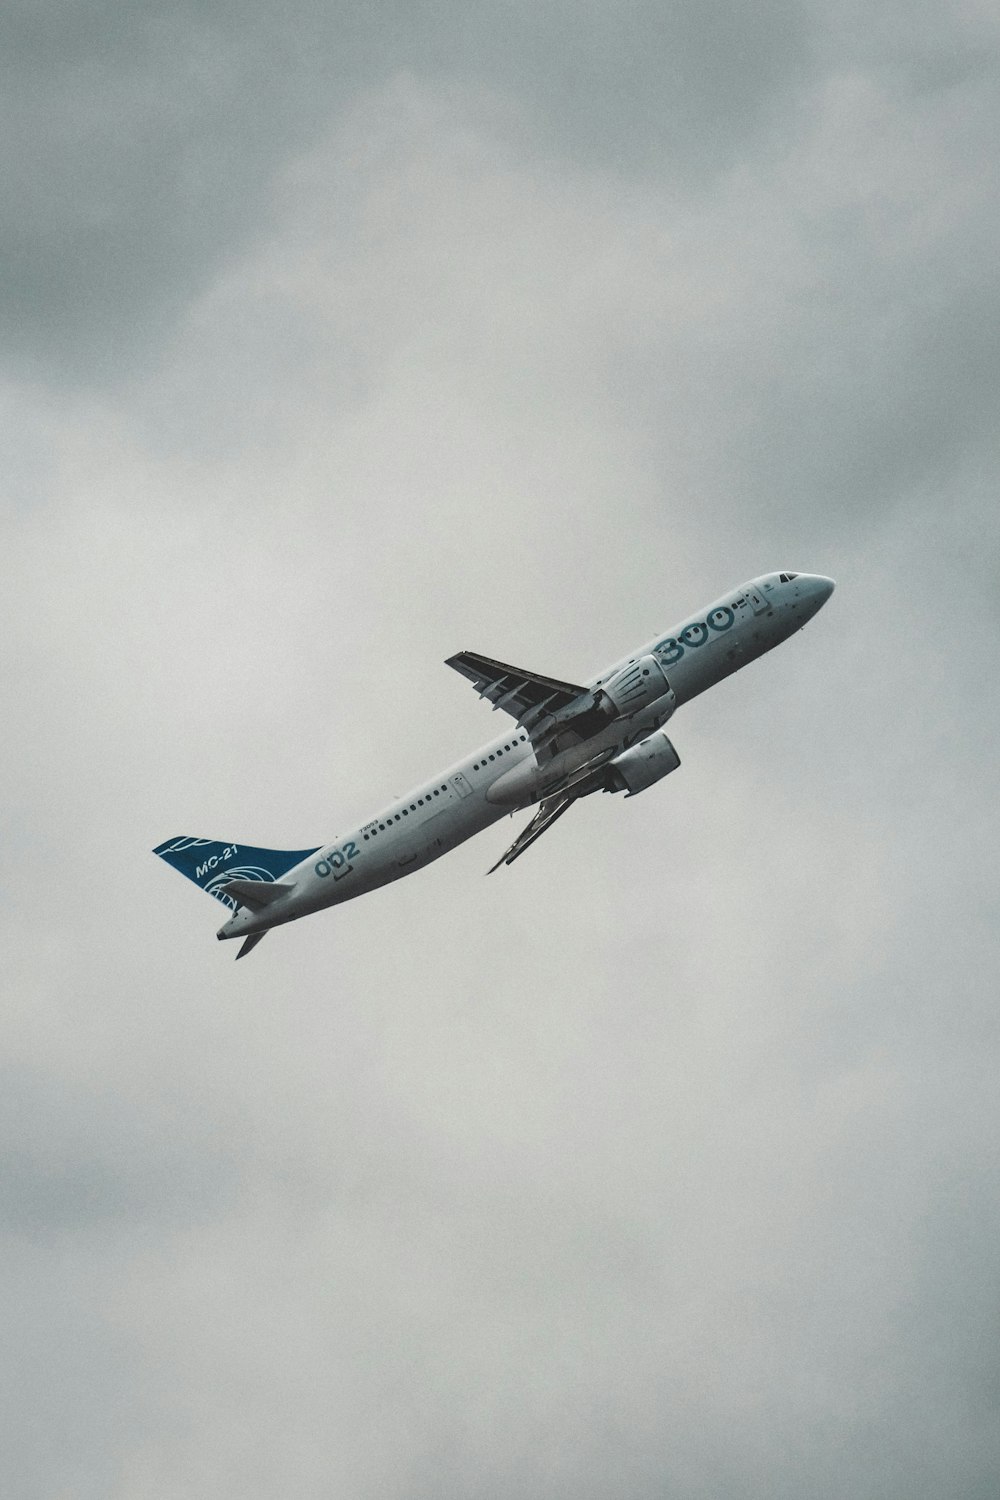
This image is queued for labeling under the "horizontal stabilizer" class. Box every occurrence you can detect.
[237,932,268,960]
[221,878,294,912]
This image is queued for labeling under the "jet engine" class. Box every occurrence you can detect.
[598,655,674,718]
[605,731,681,796]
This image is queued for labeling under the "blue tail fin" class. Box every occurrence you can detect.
[153,835,321,909]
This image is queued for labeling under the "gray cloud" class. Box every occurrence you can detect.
[1,0,816,384]
[2,4,999,1496]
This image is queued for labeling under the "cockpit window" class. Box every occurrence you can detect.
[778,572,799,583]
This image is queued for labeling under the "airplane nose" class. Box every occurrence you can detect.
[797,574,834,606]
[791,574,835,622]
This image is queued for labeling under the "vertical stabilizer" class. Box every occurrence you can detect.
[153,835,320,908]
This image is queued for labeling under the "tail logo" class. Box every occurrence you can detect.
[154,834,321,907]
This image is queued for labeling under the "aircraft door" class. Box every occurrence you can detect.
[745,585,769,614]
[451,772,473,798]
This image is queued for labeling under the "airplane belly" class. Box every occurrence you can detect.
[393,817,449,873]
[410,800,500,864]
[667,630,750,703]
[364,799,503,888]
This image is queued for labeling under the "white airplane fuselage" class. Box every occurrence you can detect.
[213,572,834,949]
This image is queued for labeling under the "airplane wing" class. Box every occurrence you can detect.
[488,793,577,872]
[445,651,588,734]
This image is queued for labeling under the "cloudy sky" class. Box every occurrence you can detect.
[3,2,999,1495]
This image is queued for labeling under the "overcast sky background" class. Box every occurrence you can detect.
[2,2,999,1496]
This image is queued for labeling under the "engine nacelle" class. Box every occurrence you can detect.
[598,654,673,718]
[606,731,681,796]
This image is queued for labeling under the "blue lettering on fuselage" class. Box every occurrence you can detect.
[315,839,359,880]
[654,604,735,665]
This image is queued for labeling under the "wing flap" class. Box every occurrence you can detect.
[488,794,577,872]
[446,651,588,734]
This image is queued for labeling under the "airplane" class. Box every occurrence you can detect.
[154,571,834,957]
